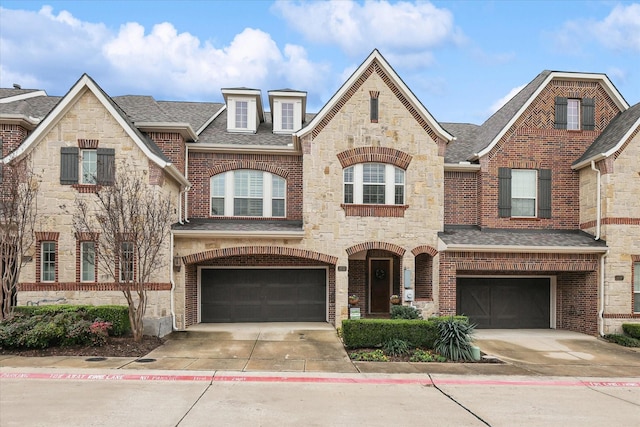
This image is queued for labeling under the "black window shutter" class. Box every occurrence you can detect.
[538,169,552,218]
[582,97,595,131]
[554,97,567,129]
[498,167,512,217]
[97,148,115,185]
[0,163,3,184]
[370,98,379,122]
[60,147,79,184]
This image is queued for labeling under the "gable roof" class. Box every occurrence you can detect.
[1,74,189,188]
[295,49,453,143]
[469,71,629,161]
[573,102,640,169]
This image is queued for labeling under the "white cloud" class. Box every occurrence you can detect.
[273,0,463,61]
[0,5,329,103]
[555,3,640,53]
[489,85,525,115]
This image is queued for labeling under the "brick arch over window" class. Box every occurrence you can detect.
[182,246,337,265]
[208,161,289,179]
[337,147,412,169]
[346,242,406,257]
[411,245,438,257]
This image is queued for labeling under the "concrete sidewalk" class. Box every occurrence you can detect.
[1,325,639,377]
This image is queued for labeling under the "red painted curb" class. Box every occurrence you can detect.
[2,372,639,388]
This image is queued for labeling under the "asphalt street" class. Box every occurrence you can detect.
[1,369,639,427]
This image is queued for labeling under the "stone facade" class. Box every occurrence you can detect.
[3,51,639,337]
[8,87,179,330]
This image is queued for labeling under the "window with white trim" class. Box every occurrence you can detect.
[281,102,294,130]
[511,169,537,217]
[634,261,640,313]
[210,170,286,217]
[343,163,405,205]
[567,99,580,130]
[81,149,97,184]
[41,242,56,282]
[235,101,248,129]
[80,241,95,282]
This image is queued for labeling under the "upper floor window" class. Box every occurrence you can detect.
[210,170,286,217]
[81,149,97,184]
[567,99,580,130]
[235,101,248,129]
[281,102,294,130]
[343,163,405,205]
[498,168,551,218]
[554,97,594,131]
[60,147,114,186]
[511,169,537,217]
[41,241,56,282]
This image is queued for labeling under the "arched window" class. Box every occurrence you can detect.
[210,170,286,217]
[343,163,404,205]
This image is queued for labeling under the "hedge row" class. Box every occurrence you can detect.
[342,316,468,349]
[13,305,131,336]
[622,323,640,340]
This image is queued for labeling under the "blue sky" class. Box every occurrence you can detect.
[1,1,638,124]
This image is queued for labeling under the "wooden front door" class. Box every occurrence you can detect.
[370,259,391,313]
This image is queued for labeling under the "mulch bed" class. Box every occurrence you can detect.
[0,335,165,358]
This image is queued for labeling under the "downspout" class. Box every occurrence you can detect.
[598,251,608,337]
[590,161,601,240]
[184,145,190,223]
[591,160,606,336]
[169,230,179,331]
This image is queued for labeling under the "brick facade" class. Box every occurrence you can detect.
[186,151,303,220]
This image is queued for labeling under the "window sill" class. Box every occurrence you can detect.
[72,184,101,193]
[341,204,408,217]
[510,217,541,221]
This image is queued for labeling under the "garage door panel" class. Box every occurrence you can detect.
[458,278,550,329]
[201,268,326,323]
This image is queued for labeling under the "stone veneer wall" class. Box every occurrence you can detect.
[599,129,640,332]
[14,89,178,325]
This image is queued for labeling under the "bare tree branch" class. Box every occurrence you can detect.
[1,159,39,320]
[72,163,173,342]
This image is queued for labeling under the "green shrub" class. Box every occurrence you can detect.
[434,317,476,362]
[409,349,447,363]
[14,305,130,336]
[342,319,437,349]
[390,305,422,320]
[382,338,412,356]
[349,349,388,362]
[622,323,640,339]
[603,334,640,347]
[0,310,114,349]
[341,316,468,350]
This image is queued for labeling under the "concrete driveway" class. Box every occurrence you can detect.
[475,329,640,377]
[136,322,358,373]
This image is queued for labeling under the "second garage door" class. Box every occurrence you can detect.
[457,277,550,328]
[201,268,327,323]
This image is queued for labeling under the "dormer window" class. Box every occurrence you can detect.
[235,101,248,129]
[269,90,307,134]
[282,102,294,130]
[222,88,263,133]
